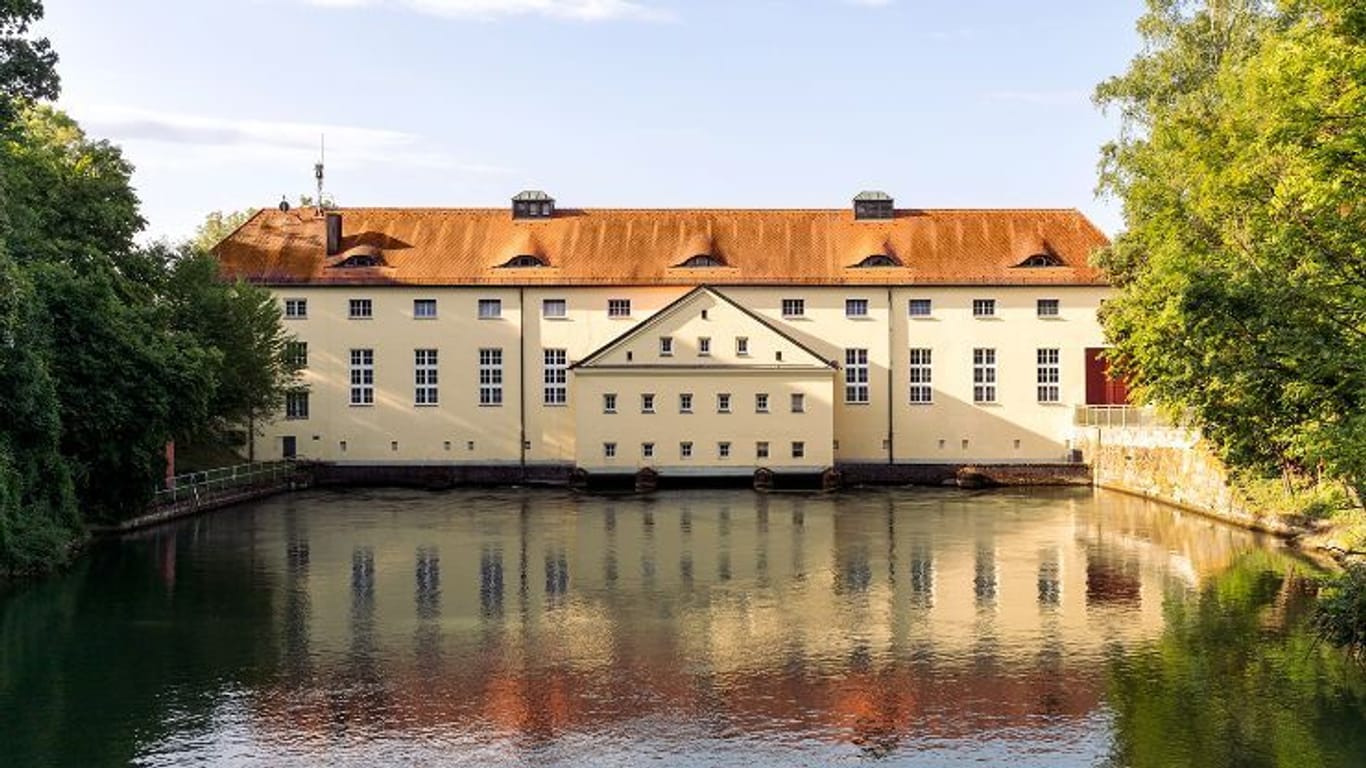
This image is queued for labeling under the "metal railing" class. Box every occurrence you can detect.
[1073,405,1172,429]
[153,460,300,507]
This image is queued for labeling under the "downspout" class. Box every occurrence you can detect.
[887,286,895,466]
[519,286,527,482]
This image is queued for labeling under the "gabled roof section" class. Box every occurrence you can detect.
[574,286,838,370]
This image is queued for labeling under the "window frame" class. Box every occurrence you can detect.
[735,337,749,356]
[755,393,770,413]
[414,348,439,406]
[413,298,438,319]
[543,348,568,406]
[348,298,373,320]
[607,298,632,318]
[349,348,374,406]
[717,393,732,413]
[973,348,998,404]
[285,391,309,420]
[845,348,870,404]
[791,393,806,413]
[603,393,618,414]
[908,299,932,317]
[781,298,805,318]
[641,393,656,414]
[698,337,711,357]
[477,298,502,320]
[284,298,308,319]
[478,348,504,406]
[542,298,568,319]
[909,348,933,404]
[1037,298,1060,318]
[659,336,674,357]
[972,299,997,318]
[845,298,870,318]
[679,393,693,414]
[1037,348,1061,403]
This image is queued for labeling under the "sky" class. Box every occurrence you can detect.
[37,1,1146,242]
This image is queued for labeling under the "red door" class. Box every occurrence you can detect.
[1085,348,1130,405]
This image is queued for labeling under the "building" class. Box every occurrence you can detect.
[213,191,1120,482]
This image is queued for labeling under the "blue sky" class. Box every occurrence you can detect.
[40,1,1144,241]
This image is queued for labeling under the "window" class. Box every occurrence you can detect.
[679,254,725,267]
[285,341,308,368]
[756,441,770,459]
[736,337,749,356]
[1037,299,1060,317]
[349,299,372,319]
[503,254,546,268]
[478,299,502,319]
[603,393,618,413]
[604,442,617,459]
[782,298,805,317]
[972,299,996,318]
[284,298,307,319]
[478,348,503,405]
[1037,348,1061,403]
[698,337,711,356]
[973,348,997,403]
[909,348,933,403]
[659,337,674,357]
[845,298,869,318]
[680,441,694,459]
[543,299,567,318]
[414,299,437,318]
[349,349,374,405]
[1020,253,1063,267]
[415,349,439,405]
[717,393,731,413]
[857,255,899,267]
[641,393,655,413]
[792,441,806,459]
[791,393,806,413]
[285,391,309,420]
[608,299,631,318]
[543,349,567,405]
[718,442,731,459]
[755,393,770,413]
[642,442,655,459]
[845,348,870,404]
[679,393,693,413]
[908,299,932,317]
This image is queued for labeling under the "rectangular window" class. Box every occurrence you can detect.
[736,337,749,356]
[756,441,770,459]
[349,348,374,405]
[543,299,567,318]
[679,393,693,413]
[603,442,617,459]
[718,442,731,459]
[791,393,805,413]
[608,299,631,317]
[285,391,309,420]
[1037,348,1061,403]
[909,348,933,404]
[973,348,997,403]
[641,393,655,413]
[845,348,870,404]
[680,441,693,459]
[285,341,308,368]
[414,348,439,405]
[781,298,805,317]
[543,349,567,405]
[478,299,502,319]
[792,441,806,459]
[603,393,618,413]
[972,299,996,318]
[1037,299,1060,317]
[845,298,869,318]
[698,337,711,356]
[659,337,674,356]
[755,393,769,413]
[284,298,307,319]
[478,348,503,405]
[908,299,932,317]
[642,442,655,459]
[348,298,372,319]
[414,298,437,318]
[717,393,731,413]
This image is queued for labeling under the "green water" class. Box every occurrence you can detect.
[1,487,1362,766]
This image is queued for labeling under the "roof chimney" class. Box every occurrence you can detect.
[325,211,342,256]
[512,190,555,219]
[853,191,894,220]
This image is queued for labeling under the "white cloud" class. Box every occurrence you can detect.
[297,0,673,21]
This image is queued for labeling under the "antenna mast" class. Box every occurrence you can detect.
[313,135,326,215]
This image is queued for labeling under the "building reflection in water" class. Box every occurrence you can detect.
[253,487,1279,752]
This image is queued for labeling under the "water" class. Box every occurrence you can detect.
[2,487,1363,767]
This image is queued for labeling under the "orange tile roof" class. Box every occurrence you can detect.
[213,207,1110,286]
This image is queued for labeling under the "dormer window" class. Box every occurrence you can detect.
[856,254,900,268]
[502,254,547,268]
[1019,253,1064,267]
[678,254,726,268]
[512,190,555,219]
[330,245,386,269]
[853,191,894,220]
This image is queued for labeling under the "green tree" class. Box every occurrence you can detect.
[1094,0,1366,498]
[192,208,256,252]
[0,0,59,126]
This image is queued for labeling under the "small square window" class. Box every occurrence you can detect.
[1037,299,1060,317]
[604,442,617,459]
[972,299,996,318]
[756,441,770,459]
[543,299,567,318]
[641,393,655,413]
[755,393,769,413]
[679,393,693,413]
[718,442,731,459]
[413,298,437,318]
[478,299,502,319]
[284,298,308,319]
[660,337,674,356]
[608,299,632,317]
[845,298,869,318]
[791,441,806,459]
[717,393,731,413]
[736,337,750,356]
[908,299,932,317]
[782,298,805,317]
[603,393,618,413]
[698,337,711,356]
[791,393,805,413]
[680,441,694,459]
[642,442,655,459]
[348,298,372,319]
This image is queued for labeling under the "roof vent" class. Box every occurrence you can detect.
[513,190,555,219]
[853,191,894,220]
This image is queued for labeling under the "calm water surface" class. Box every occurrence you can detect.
[2,487,1363,767]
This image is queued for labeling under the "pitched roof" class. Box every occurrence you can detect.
[213,206,1109,287]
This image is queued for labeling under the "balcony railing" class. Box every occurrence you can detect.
[153,460,300,507]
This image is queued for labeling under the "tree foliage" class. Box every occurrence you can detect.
[0,0,59,125]
[192,209,256,252]
[1095,0,1366,497]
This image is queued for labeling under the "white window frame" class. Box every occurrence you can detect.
[756,441,770,459]
[845,348,870,404]
[908,299,932,317]
[642,442,655,459]
[659,337,674,357]
[1037,348,1061,403]
[972,299,996,318]
[603,393,618,413]
[718,442,731,459]
[413,298,438,319]
[909,348,933,404]
[543,348,567,405]
[608,298,632,318]
[349,348,374,406]
[781,298,805,318]
[792,441,806,459]
[478,348,503,405]
[604,442,617,459]
[285,341,308,368]
[717,393,731,413]
[1037,298,1060,318]
[845,298,869,318]
[285,391,309,420]
[543,298,568,319]
[348,298,372,319]
[698,337,711,356]
[973,348,997,403]
[478,299,502,319]
[414,348,439,405]
[679,393,693,413]
[641,393,655,414]
[791,393,805,413]
[736,337,749,356]
[284,298,307,319]
[755,393,769,413]
[680,441,694,459]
